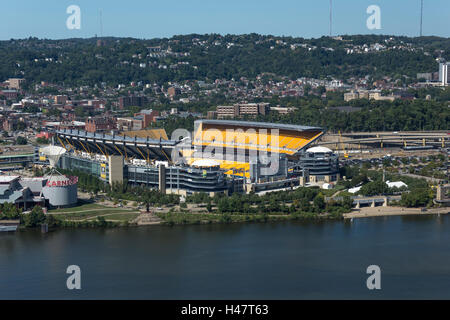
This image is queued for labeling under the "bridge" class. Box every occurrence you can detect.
[320,131,448,149]
[330,195,402,208]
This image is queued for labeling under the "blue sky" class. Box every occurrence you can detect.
[2,0,449,40]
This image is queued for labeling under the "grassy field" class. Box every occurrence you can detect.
[320,185,346,197]
[55,209,138,221]
[101,213,140,221]
[49,203,106,214]
[49,202,140,223]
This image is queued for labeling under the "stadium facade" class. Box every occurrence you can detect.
[49,120,339,195]
[59,152,227,196]
[297,146,340,184]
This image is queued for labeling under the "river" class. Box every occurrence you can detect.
[1,215,450,299]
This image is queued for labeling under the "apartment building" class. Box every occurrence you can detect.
[7,78,25,90]
[118,96,148,109]
[85,117,116,133]
[216,103,270,119]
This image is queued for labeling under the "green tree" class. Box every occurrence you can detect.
[218,198,230,213]
[23,206,46,227]
[16,122,26,131]
[299,198,312,212]
[359,180,390,196]
[342,195,354,211]
[142,193,153,212]
[0,202,21,220]
[36,137,49,145]
[16,136,27,145]
[313,193,325,212]
[400,188,433,207]
[96,216,107,227]
[45,214,60,228]
[75,106,85,117]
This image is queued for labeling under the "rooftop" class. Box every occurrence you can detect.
[196,119,322,132]
[191,159,220,167]
[0,176,20,184]
[306,146,333,153]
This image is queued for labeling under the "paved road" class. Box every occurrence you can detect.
[343,206,449,219]
[397,173,444,184]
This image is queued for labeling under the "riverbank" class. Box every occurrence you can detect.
[58,195,345,227]
[9,195,449,229]
[343,206,449,219]
[153,210,344,226]
[17,205,450,230]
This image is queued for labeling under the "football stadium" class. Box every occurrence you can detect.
[52,120,339,195]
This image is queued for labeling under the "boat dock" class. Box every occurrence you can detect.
[0,220,20,232]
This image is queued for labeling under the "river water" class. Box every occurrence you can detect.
[1,215,450,299]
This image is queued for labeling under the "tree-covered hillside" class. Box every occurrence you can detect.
[1,34,448,86]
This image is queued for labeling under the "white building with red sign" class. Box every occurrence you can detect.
[42,174,78,207]
[0,174,78,209]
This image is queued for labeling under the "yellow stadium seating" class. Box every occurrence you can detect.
[120,129,169,140]
[189,121,323,177]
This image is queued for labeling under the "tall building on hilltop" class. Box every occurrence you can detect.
[7,78,25,90]
[439,62,450,86]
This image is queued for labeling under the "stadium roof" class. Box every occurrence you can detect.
[56,129,178,161]
[119,128,168,140]
[195,120,322,132]
[191,159,220,167]
[306,146,333,153]
[57,129,178,146]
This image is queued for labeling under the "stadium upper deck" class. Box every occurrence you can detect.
[192,120,324,156]
[56,129,176,163]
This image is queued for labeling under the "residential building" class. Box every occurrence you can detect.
[0,90,18,100]
[216,105,238,118]
[85,117,116,133]
[53,95,68,105]
[167,87,181,98]
[216,103,270,119]
[118,96,148,109]
[134,109,159,128]
[236,103,270,116]
[7,78,25,90]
